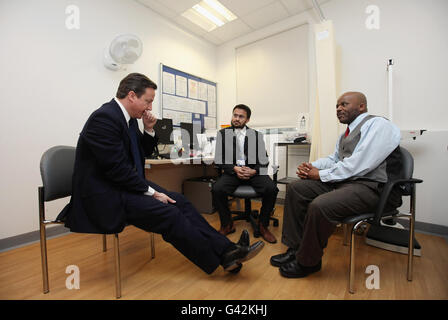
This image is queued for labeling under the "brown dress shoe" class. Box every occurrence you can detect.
[259,224,277,243]
[219,223,236,236]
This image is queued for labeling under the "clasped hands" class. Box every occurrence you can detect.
[234,166,257,180]
[296,162,320,180]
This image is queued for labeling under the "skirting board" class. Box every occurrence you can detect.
[0,216,446,253]
[0,225,70,253]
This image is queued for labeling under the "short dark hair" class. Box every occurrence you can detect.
[116,73,157,99]
[233,104,251,119]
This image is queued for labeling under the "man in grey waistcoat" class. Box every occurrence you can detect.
[270,91,403,278]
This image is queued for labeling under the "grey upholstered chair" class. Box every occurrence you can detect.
[341,147,422,294]
[39,145,155,298]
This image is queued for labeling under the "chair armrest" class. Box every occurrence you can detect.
[271,165,280,183]
[373,178,423,225]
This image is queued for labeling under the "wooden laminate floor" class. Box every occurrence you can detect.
[1,203,447,300]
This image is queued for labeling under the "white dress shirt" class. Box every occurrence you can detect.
[235,126,247,166]
[312,113,401,182]
[114,98,156,196]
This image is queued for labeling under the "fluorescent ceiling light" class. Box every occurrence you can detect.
[182,9,218,32]
[203,0,237,22]
[181,0,238,32]
[193,4,224,27]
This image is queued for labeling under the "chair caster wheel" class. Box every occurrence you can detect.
[254,231,260,238]
[273,221,279,227]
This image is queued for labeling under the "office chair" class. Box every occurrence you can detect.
[215,166,279,238]
[340,147,422,294]
[39,145,155,299]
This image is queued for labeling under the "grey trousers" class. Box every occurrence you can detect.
[281,179,381,267]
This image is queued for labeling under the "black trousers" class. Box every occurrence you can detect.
[212,173,279,228]
[282,179,382,267]
[124,181,233,274]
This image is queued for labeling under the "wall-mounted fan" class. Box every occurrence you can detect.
[103,34,143,71]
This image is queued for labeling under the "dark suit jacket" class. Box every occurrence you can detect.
[214,126,269,176]
[58,99,158,234]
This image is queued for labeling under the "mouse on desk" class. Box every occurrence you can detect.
[294,136,306,143]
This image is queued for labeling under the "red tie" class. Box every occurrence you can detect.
[344,127,350,138]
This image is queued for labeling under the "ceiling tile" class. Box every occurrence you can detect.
[153,0,200,15]
[208,19,252,43]
[136,0,178,19]
[134,0,334,46]
[242,2,290,30]
[219,0,276,17]
[280,0,312,15]
[175,15,208,36]
[201,32,224,46]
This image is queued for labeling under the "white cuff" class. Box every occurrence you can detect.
[145,129,155,137]
[144,186,156,196]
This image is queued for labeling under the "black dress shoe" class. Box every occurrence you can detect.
[227,262,243,274]
[221,241,265,272]
[279,260,322,278]
[270,248,297,267]
[237,230,250,247]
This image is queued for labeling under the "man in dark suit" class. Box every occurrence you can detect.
[212,104,279,243]
[58,73,264,274]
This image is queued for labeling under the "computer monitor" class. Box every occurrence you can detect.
[180,122,203,151]
[154,118,174,144]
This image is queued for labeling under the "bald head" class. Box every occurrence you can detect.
[344,92,367,106]
[336,92,368,124]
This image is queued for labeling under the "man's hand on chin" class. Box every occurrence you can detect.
[143,110,157,131]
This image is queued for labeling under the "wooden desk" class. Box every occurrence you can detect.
[144,157,217,193]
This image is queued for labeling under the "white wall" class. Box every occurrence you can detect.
[322,0,448,226]
[323,0,448,130]
[216,0,448,227]
[0,0,217,240]
[235,24,309,128]
[216,10,317,127]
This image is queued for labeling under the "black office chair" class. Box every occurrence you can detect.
[229,185,279,238]
[230,186,261,237]
[39,145,155,299]
[216,166,280,238]
[341,147,422,294]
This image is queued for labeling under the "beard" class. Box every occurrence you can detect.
[232,121,245,128]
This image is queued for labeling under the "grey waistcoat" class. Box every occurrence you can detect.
[338,115,390,183]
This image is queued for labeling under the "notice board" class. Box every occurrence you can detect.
[160,64,217,131]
